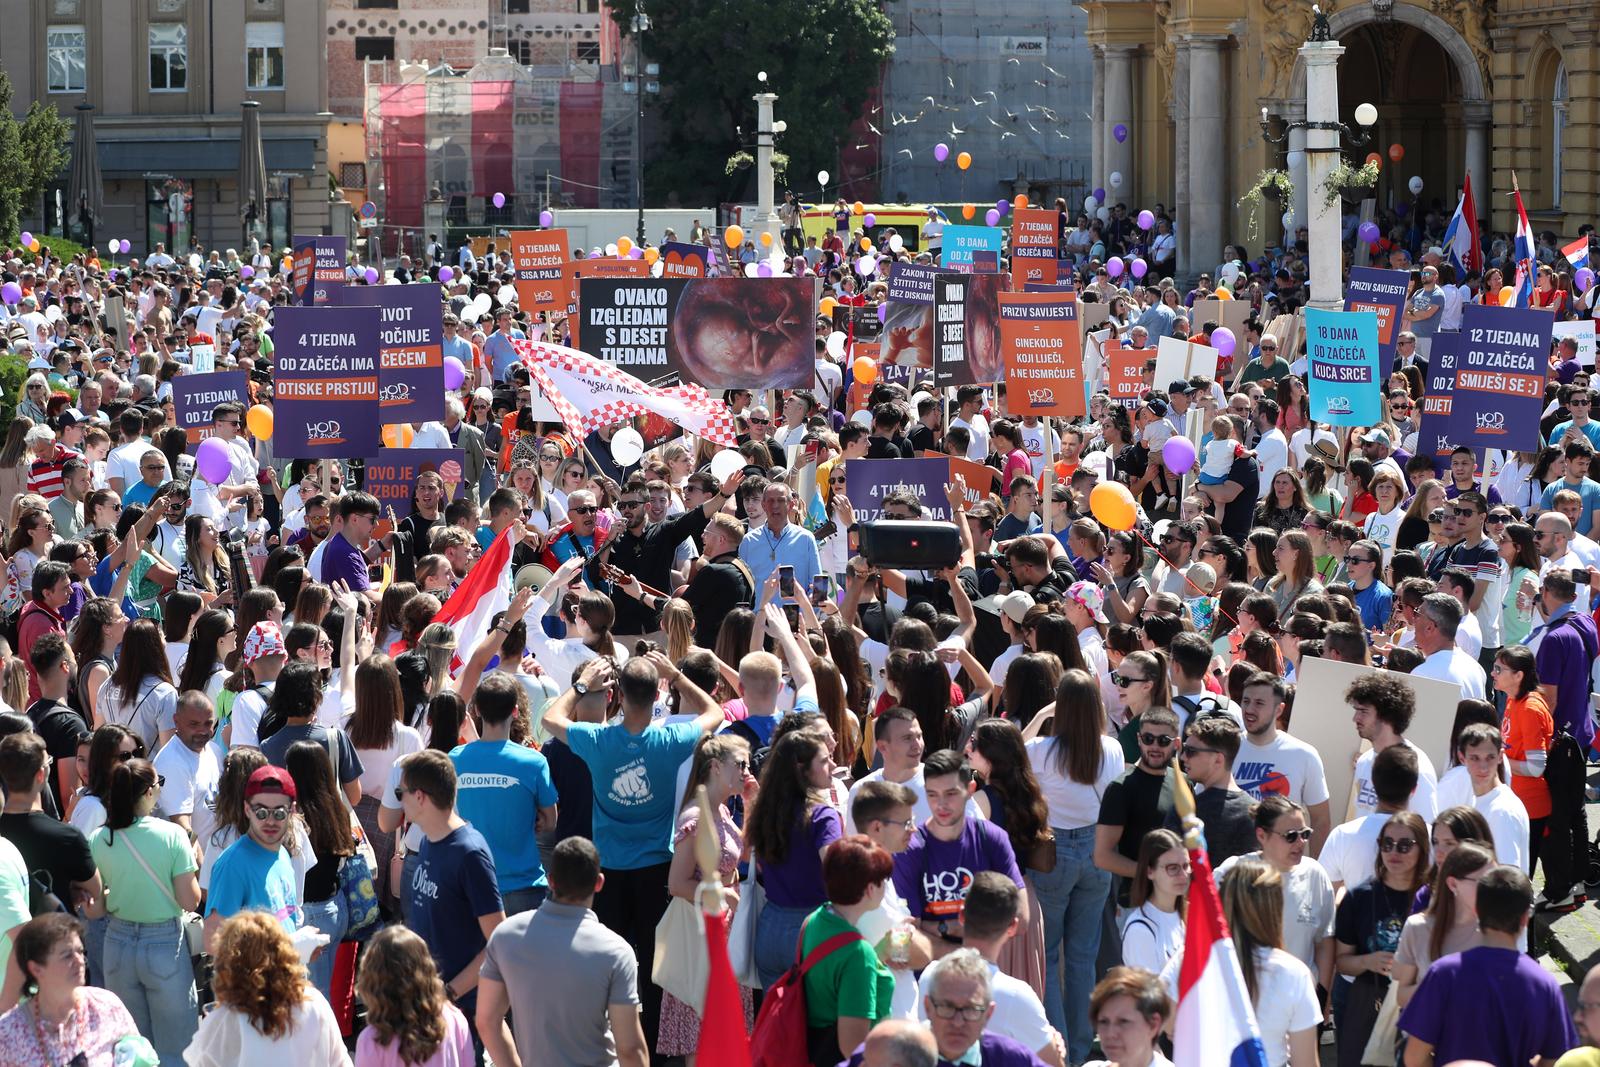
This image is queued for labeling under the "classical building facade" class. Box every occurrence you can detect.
[1081,0,1590,279]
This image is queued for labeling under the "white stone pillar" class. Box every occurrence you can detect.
[1104,46,1137,202]
[1463,101,1491,215]
[1284,101,1309,246]
[1299,37,1346,310]
[1186,36,1226,284]
[753,92,782,251]
[1092,48,1106,205]
[1170,42,1191,279]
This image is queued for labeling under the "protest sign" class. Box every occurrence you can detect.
[576,277,817,388]
[999,292,1083,418]
[1448,304,1551,452]
[172,372,249,447]
[103,293,126,350]
[1344,265,1411,380]
[1153,336,1217,388]
[1554,319,1597,368]
[883,263,938,370]
[510,229,571,314]
[933,452,999,507]
[1304,307,1381,426]
[1106,339,1146,407]
[934,273,1005,387]
[940,226,1004,272]
[659,242,711,278]
[361,448,467,518]
[845,457,954,522]
[1416,331,1460,464]
[832,303,883,342]
[970,250,1000,274]
[562,257,653,320]
[189,344,216,374]
[291,235,347,306]
[337,284,445,424]
[1009,208,1060,288]
[272,305,382,459]
[1024,283,1075,293]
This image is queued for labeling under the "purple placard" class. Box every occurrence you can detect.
[1023,283,1076,293]
[1417,331,1460,469]
[361,448,467,519]
[1447,305,1551,452]
[292,235,348,306]
[844,456,953,523]
[272,305,382,459]
[337,284,446,424]
[1343,265,1410,381]
[172,371,249,449]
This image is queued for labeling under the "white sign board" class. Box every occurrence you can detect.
[1153,336,1218,389]
[1554,319,1597,368]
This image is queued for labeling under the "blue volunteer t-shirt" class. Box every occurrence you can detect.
[564,720,702,870]
[205,835,300,934]
[406,824,503,1013]
[450,739,560,890]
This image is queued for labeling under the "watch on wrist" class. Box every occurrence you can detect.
[574,680,590,696]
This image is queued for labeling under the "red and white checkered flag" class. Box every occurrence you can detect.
[512,338,740,446]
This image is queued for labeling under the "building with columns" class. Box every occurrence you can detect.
[1082,0,1588,281]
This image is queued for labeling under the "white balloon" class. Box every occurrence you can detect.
[605,243,618,257]
[1282,210,1295,230]
[1084,195,1099,212]
[107,240,119,255]
[888,234,905,253]
[817,170,830,186]
[1354,102,1378,127]
[44,304,62,322]
[858,256,878,277]
[610,427,645,467]
[1096,206,1110,222]
[850,409,873,428]
[744,263,761,277]
[1408,175,1424,195]
[709,449,745,481]
[496,288,516,306]
[1109,172,1123,189]
[188,253,203,269]
[826,331,847,358]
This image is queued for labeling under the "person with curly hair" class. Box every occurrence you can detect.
[184,910,349,1065]
[355,925,473,1067]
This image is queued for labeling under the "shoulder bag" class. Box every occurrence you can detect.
[120,830,206,962]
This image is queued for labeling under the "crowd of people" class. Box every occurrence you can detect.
[0,207,1598,1067]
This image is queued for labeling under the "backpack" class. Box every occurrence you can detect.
[748,916,864,1067]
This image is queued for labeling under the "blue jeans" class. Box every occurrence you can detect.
[1031,825,1112,1064]
[83,912,110,987]
[754,901,814,989]
[103,916,197,1067]
[502,885,547,917]
[302,893,349,1001]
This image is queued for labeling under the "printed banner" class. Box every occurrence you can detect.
[272,305,382,459]
[510,229,571,314]
[1304,307,1382,426]
[291,235,347,306]
[172,371,249,447]
[659,242,711,278]
[1417,331,1460,461]
[940,225,1004,272]
[337,284,445,424]
[1010,208,1060,288]
[832,303,883,342]
[933,452,999,508]
[883,263,938,370]
[1553,319,1597,368]
[934,272,1006,387]
[361,448,467,519]
[1344,265,1411,381]
[576,277,818,389]
[562,257,654,320]
[970,250,1000,274]
[1447,304,1552,452]
[189,344,216,374]
[1106,339,1146,407]
[845,457,954,522]
[999,291,1083,417]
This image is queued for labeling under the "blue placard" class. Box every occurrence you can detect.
[1305,307,1381,426]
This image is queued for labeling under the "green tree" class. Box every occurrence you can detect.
[609,0,894,206]
[0,70,72,241]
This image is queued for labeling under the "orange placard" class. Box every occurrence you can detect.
[925,451,999,507]
[1106,339,1145,406]
[1009,208,1059,288]
[563,257,654,348]
[510,229,571,314]
[999,291,1083,418]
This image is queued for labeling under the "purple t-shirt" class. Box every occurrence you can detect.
[892,817,1023,922]
[758,803,842,908]
[1398,946,1577,1066]
[1443,480,1503,504]
[1535,610,1597,750]
[320,531,370,591]
[841,1032,1047,1067]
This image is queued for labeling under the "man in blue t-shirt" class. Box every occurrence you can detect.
[484,308,528,382]
[452,673,559,916]
[541,648,725,1052]
[1539,440,1600,536]
[400,750,505,1040]
[203,765,301,950]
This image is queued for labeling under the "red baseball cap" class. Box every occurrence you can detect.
[243,765,296,802]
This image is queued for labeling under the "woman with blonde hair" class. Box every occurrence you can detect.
[184,911,350,1065]
[179,514,232,604]
[662,597,695,664]
[1265,530,1322,615]
[354,925,473,1066]
[1361,468,1408,564]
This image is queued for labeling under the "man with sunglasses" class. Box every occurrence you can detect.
[203,765,301,951]
[1094,706,1180,907]
[1162,717,1256,866]
[1149,520,1198,596]
[1547,383,1600,452]
[1235,674,1332,851]
[608,470,740,637]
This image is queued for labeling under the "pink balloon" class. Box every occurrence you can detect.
[443,356,467,391]
[1137,210,1155,230]
[1162,435,1197,475]
[196,438,232,485]
[1212,327,1237,358]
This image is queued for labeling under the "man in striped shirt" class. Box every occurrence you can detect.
[24,423,81,501]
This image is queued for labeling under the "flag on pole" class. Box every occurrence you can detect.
[1511,173,1536,309]
[1172,774,1270,1067]
[431,523,515,674]
[693,787,752,1067]
[1563,236,1591,272]
[1442,174,1481,275]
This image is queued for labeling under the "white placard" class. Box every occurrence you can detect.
[1554,319,1597,368]
[1153,335,1218,389]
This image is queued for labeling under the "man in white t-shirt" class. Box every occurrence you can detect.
[851,778,932,1022]
[153,691,225,850]
[950,386,990,462]
[1409,592,1487,701]
[106,409,161,498]
[1320,744,1420,891]
[1349,672,1439,820]
[1253,402,1289,499]
[1434,724,1530,872]
[1018,416,1062,480]
[1235,674,1332,851]
[224,622,287,749]
[843,708,981,835]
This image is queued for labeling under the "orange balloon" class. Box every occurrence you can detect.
[1388,143,1404,163]
[860,236,873,252]
[381,424,415,449]
[1366,152,1383,168]
[724,224,744,247]
[956,151,972,171]
[616,236,634,256]
[760,231,773,247]
[1498,285,1515,306]
[1215,287,1233,301]
[1089,482,1138,531]
[852,201,866,216]
[962,203,976,220]
[852,356,879,384]
[1013,195,1029,212]
[643,246,659,265]
[819,296,838,316]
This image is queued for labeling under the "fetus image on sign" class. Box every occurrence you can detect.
[671,278,814,389]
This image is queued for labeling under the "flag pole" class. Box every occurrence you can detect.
[694,784,725,916]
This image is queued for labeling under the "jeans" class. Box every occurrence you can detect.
[104,916,197,1067]
[502,885,547,917]
[83,912,110,987]
[754,901,814,989]
[1031,825,1112,1064]
[302,893,349,1002]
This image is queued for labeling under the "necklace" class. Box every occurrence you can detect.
[28,994,83,1067]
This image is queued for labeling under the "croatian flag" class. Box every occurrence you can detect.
[432,524,514,674]
[1564,236,1591,272]
[1174,844,1269,1067]
[1511,175,1536,309]
[1442,174,1481,275]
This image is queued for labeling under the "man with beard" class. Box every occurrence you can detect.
[607,471,741,637]
[1093,707,1179,907]
[541,488,611,589]
[1234,673,1332,852]
[681,513,755,648]
[204,766,301,949]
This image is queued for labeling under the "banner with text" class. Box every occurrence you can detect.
[272,305,382,459]
[940,225,1005,273]
[1447,305,1552,452]
[1106,339,1145,407]
[883,263,938,371]
[337,284,445,424]
[1304,307,1382,426]
[510,229,571,314]
[930,451,999,508]
[659,242,711,278]
[292,235,347,306]
[934,272,1006,387]
[1417,330,1460,462]
[1343,265,1411,381]
[173,371,249,447]
[1010,208,1060,288]
[361,448,467,519]
[1554,319,1598,368]
[845,457,954,522]
[562,257,653,317]
[999,291,1083,417]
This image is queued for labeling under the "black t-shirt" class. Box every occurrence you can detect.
[542,739,593,844]
[1219,456,1262,541]
[1099,766,1174,906]
[0,811,95,914]
[607,508,712,635]
[25,699,87,816]
[1162,786,1256,866]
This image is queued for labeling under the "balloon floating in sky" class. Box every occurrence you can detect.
[985,208,1000,226]
[1113,123,1128,143]
[933,143,949,163]
[957,151,972,170]
[492,192,506,209]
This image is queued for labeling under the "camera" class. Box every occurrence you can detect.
[976,552,1010,572]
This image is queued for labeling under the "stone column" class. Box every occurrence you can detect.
[1299,36,1346,311]
[1186,35,1226,284]
[1092,47,1106,206]
[1104,46,1137,200]
[1170,42,1191,278]
[1463,100,1491,215]
[1284,101,1309,244]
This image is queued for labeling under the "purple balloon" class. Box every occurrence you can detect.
[196,438,232,486]
[1162,435,1197,475]
[1,282,20,304]
[108,270,119,282]
[539,209,554,227]
[995,199,1009,213]
[1130,257,1148,279]
[1093,188,1106,203]
[934,142,950,163]
[439,266,455,283]
[1106,256,1124,278]
[1577,268,1596,294]
[985,208,1001,227]
[240,265,255,279]
[364,267,380,284]
[1137,209,1155,230]
[118,240,130,254]
[1113,124,1128,144]
[1212,327,1237,358]
[443,356,467,391]
[877,303,887,324]
[757,262,773,277]
[863,213,876,227]
[629,247,644,259]
[19,232,31,247]
[1358,221,1381,244]
[492,192,506,209]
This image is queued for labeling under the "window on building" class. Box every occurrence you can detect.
[508,0,531,12]
[149,23,187,92]
[340,162,368,189]
[577,0,601,12]
[509,38,533,65]
[356,0,398,8]
[246,22,285,90]
[355,36,396,61]
[1552,63,1568,209]
[47,25,87,93]
[576,41,600,64]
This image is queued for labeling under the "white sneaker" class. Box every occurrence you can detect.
[1535,891,1578,911]
[1154,493,1170,513]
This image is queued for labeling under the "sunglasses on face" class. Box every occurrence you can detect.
[748,417,770,425]
[249,804,290,822]
[1379,836,1418,854]
[1182,743,1221,757]
[1259,345,1277,352]
[1112,673,1151,688]
[1138,731,1175,747]
[618,500,644,510]
[1344,555,1374,565]
[1488,513,1510,523]
[1274,827,1315,843]
[569,505,598,515]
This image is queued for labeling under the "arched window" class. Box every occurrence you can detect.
[1552,63,1569,208]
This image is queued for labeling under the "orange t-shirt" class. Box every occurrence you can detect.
[1502,691,1554,819]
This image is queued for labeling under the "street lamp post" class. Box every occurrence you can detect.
[754,89,784,254]
[630,13,651,245]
